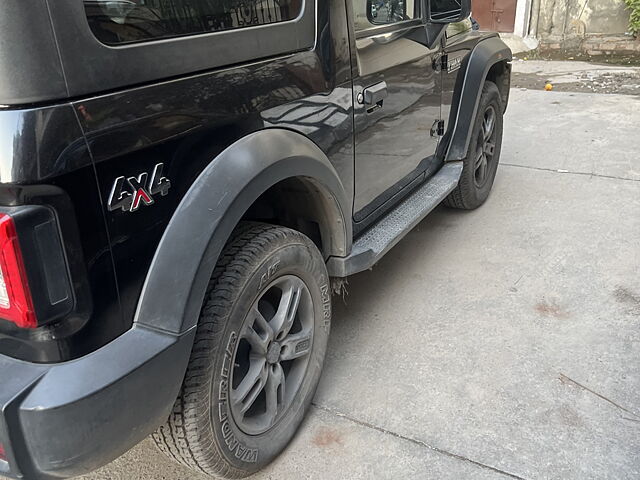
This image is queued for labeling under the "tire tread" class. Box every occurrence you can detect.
[444,80,503,210]
[152,222,313,478]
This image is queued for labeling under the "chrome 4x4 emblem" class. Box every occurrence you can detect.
[107,163,171,212]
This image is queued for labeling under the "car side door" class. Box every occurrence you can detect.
[350,0,442,222]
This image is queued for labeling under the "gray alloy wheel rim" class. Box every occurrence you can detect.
[230,275,314,435]
[474,104,497,188]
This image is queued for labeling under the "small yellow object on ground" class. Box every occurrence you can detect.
[545,83,553,91]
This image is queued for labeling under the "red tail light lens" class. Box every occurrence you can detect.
[0,442,6,461]
[0,214,36,328]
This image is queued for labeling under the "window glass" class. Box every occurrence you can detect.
[446,17,472,36]
[429,0,463,21]
[353,0,417,30]
[84,0,303,45]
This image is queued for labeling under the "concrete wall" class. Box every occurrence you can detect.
[533,0,639,55]
[537,0,629,37]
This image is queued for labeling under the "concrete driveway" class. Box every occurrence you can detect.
[81,71,640,480]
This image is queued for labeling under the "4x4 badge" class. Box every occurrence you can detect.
[107,163,171,212]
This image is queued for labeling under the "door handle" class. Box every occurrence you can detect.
[361,81,388,111]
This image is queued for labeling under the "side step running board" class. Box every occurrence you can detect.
[327,162,463,277]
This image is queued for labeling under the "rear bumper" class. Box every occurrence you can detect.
[0,325,195,479]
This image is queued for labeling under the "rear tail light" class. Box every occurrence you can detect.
[0,214,36,328]
[0,442,6,462]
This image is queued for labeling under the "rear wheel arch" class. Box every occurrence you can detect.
[153,222,331,477]
[240,175,348,262]
[134,129,350,336]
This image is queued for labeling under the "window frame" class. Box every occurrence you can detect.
[353,0,425,38]
[445,18,473,38]
[47,0,316,98]
[83,0,306,46]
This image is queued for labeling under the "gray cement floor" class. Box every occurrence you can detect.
[81,75,640,480]
[511,60,640,95]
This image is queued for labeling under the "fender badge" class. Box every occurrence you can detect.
[107,163,171,212]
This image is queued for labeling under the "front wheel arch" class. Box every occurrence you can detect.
[444,36,512,162]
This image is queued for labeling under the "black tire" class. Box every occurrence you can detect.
[153,222,331,478]
[444,80,504,210]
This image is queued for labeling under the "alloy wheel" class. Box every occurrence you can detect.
[230,275,314,435]
[474,105,497,188]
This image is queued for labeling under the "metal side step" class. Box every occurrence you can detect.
[327,162,463,277]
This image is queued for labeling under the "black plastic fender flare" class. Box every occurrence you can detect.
[445,36,512,162]
[134,128,350,335]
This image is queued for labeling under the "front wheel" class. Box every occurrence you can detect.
[153,222,331,478]
[444,80,504,210]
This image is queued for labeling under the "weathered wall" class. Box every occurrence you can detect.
[535,0,639,54]
[538,0,629,36]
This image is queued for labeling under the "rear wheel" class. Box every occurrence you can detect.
[153,222,331,478]
[444,80,503,210]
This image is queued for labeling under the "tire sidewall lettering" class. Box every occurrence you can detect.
[319,275,331,332]
[211,236,331,469]
[258,259,280,291]
[218,331,259,463]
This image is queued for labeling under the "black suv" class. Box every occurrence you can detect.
[0,0,510,478]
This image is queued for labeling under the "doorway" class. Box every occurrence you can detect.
[472,0,517,32]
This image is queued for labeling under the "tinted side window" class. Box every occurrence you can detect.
[353,0,418,31]
[85,0,303,45]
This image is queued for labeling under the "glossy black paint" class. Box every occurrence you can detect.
[352,23,442,220]
[0,0,508,365]
[46,0,317,99]
[0,105,91,183]
[0,1,67,105]
[74,0,353,345]
[0,106,120,361]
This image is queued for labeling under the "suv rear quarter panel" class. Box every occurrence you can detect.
[0,106,122,362]
[0,1,67,104]
[72,0,354,338]
[45,0,316,98]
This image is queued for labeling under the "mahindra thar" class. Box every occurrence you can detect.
[0,0,510,478]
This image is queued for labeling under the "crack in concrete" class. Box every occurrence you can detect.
[501,163,640,183]
[311,403,528,480]
[622,417,640,424]
[558,374,640,419]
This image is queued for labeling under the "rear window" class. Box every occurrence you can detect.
[84,0,304,45]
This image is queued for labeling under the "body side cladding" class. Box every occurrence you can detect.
[134,129,350,335]
[444,36,512,162]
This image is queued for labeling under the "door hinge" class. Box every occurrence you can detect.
[440,54,449,72]
[431,119,445,137]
